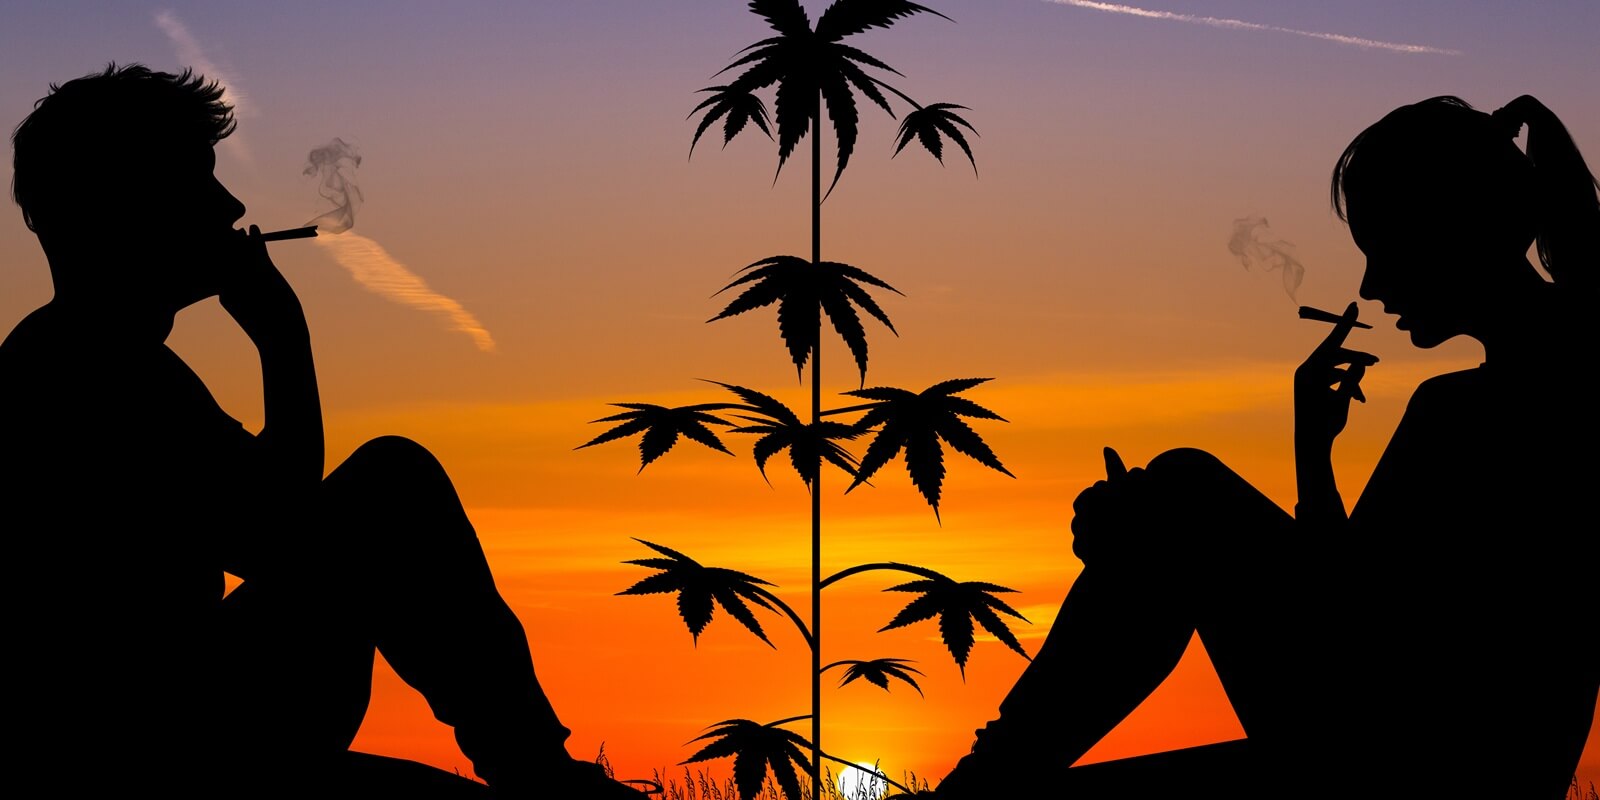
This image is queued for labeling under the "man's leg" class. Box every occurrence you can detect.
[935,448,1314,798]
[223,436,640,797]
[318,437,569,781]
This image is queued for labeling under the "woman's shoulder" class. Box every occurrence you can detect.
[1406,367,1485,409]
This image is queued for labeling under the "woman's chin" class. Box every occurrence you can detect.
[1394,316,1450,348]
[1406,327,1456,349]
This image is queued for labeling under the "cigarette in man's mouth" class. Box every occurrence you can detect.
[255,225,319,242]
[1298,304,1372,329]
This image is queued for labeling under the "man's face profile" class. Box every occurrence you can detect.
[76,138,248,314]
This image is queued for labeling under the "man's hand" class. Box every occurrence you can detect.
[219,224,308,349]
[217,224,325,495]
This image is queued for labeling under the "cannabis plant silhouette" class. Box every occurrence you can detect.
[579,3,1018,798]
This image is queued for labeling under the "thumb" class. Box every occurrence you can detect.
[1103,446,1128,479]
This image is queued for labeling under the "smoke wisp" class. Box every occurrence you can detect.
[303,140,496,352]
[1228,216,1304,301]
[304,138,363,234]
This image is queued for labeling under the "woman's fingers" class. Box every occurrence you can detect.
[1341,362,1369,403]
[1304,349,1378,381]
[1312,301,1362,355]
[1336,347,1379,366]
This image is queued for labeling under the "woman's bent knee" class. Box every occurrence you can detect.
[1145,447,1230,479]
[1070,448,1285,570]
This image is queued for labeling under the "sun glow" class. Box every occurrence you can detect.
[837,761,889,800]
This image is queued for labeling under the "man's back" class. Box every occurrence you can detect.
[1,303,252,770]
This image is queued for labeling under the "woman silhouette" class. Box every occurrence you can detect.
[933,96,1599,799]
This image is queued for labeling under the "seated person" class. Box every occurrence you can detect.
[931,95,1599,799]
[1,63,642,799]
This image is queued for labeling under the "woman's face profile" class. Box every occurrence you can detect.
[1349,192,1482,350]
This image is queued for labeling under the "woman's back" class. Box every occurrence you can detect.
[1336,297,1598,795]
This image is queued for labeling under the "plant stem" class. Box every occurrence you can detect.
[872,77,923,112]
[818,402,878,418]
[809,85,824,800]
[819,562,946,591]
[748,585,814,648]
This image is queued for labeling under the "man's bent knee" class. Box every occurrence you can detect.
[324,436,476,554]
[344,435,446,478]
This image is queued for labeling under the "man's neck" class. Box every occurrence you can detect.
[44,293,177,346]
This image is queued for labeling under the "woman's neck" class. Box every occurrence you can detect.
[1475,276,1566,370]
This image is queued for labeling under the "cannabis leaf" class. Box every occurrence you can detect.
[845,378,1013,518]
[894,103,978,175]
[619,539,784,647]
[683,716,814,800]
[823,658,925,696]
[690,85,773,156]
[709,255,900,383]
[713,382,863,487]
[576,403,735,471]
[693,0,953,195]
[880,573,1031,676]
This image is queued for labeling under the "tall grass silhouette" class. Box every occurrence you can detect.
[577,3,1020,799]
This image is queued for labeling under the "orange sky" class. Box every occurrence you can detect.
[3,1,1597,793]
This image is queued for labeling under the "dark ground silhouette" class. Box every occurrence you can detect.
[1,64,643,798]
[930,95,1600,800]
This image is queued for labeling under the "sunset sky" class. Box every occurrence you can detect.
[2,0,1596,792]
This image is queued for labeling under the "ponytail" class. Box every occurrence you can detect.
[1490,95,1600,296]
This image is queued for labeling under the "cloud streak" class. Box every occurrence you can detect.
[154,10,254,162]
[315,232,497,353]
[1045,0,1461,55]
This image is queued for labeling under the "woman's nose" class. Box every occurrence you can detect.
[1359,263,1384,301]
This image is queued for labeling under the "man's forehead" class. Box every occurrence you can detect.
[112,139,216,175]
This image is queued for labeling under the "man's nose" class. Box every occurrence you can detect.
[214,177,246,224]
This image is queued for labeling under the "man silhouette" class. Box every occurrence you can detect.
[2,64,640,798]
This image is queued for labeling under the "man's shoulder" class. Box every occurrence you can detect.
[0,306,57,382]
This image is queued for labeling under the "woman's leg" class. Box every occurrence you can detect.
[936,448,1314,798]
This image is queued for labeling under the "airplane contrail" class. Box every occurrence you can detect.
[1045,0,1462,56]
[314,232,498,353]
[154,10,254,162]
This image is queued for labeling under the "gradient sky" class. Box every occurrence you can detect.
[3,0,1596,791]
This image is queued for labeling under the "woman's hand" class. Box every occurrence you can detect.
[1071,447,1156,566]
[1294,302,1377,454]
[1294,302,1373,522]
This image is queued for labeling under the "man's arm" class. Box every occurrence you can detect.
[221,225,324,497]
